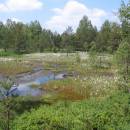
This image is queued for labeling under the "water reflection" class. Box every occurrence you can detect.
[11,73,65,96]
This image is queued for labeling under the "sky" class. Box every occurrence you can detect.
[0,0,129,33]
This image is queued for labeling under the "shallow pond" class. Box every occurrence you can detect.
[1,73,66,97]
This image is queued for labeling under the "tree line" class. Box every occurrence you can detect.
[0,1,129,54]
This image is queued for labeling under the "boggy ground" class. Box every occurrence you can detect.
[0,52,120,102]
[1,53,127,130]
[29,53,119,102]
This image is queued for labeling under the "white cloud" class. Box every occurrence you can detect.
[46,0,118,33]
[10,17,22,22]
[2,17,22,24]
[0,0,43,12]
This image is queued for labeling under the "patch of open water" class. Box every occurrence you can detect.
[0,73,66,98]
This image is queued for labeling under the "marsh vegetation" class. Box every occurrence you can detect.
[0,51,129,130]
[0,1,130,130]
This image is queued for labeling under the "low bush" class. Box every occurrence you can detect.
[13,92,130,130]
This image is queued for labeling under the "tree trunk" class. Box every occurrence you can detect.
[7,108,10,130]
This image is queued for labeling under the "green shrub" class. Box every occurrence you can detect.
[12,92,130,130]
[0,51,18,57]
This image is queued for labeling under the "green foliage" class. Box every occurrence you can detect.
[0,78,15,130]
[75,52,81,63]
[0,6,126,54]
[88,52,112,69]
[115,41,130,82]
[119,0,130,41]
[89,51,98,68]
[76,16,97,51]
[0,0,129,54]
[96,20,122,53]
[0,50,18,57]
[13,92,130,130]
[0,2,130,130]
[0,78,13,91]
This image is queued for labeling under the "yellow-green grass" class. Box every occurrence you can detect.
[0,61,32,76]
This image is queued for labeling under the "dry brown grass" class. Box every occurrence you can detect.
[57,87,85,101]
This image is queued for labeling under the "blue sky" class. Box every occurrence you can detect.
[0,0,129,33]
